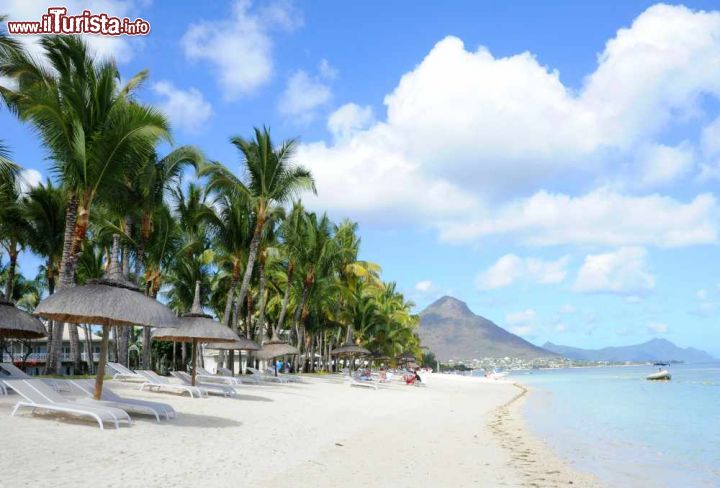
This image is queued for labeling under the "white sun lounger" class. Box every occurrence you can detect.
[3,379,131,429]
[0,362,69,392]
[170,371,236,397]
[266,366,304,383]
[68,379,176,421]
[217,367,261,384]
[136,370,206,398]
[345,376,378,390]
[106,362,147,383]
[194,367,244,386]
[247,367,289,384]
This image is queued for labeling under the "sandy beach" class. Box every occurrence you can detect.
[0,374,602,488]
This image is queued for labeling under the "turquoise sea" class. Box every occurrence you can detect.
[510,364,720,488]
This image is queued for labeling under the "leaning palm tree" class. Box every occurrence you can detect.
[1,35,170,373]
[202,127,315,327]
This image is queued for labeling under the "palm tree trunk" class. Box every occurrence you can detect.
[142,285,158,369]
[45,195,78,375]
[219,266,240,369]
[235,219,263,324]
[84,324,94,374]
[4,243,18,299]
[256,258,268,341]
[276,261,293,330]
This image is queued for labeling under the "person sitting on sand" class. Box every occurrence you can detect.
[404,371,416,385]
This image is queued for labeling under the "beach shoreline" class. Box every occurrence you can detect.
[489,381,604,487]
[0,373,602,488]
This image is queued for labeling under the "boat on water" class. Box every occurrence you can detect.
[647,369,672,381]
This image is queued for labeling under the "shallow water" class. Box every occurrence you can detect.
[510,364,720,488]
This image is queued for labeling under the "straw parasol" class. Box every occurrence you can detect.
[330,342,371,356]
[34,235,178,400]
[254,330,299,360]
[205,336,260,351]
[0,292,47,340]
[152,281,240,386]
[397,351,416,362]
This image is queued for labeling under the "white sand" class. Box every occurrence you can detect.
[0,374,601,487]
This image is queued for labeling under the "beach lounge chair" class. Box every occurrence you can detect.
[136,370,206,398]
[218,367,261,384]
[106,362,147,382]
[0,362,69,392]
[194,367,244,386]
[345,376,378,390]
[68,379,176,421]
[3,379,131,430]
[267,365,304,383]
[170,371,236,397]
[247,367,289,384]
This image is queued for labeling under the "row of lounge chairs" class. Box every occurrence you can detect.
[0,361,307,430]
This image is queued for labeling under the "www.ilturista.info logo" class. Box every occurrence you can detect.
[7,7,150,36]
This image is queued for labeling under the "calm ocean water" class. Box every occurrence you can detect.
[509,364,720,488]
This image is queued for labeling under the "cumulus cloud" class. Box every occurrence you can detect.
[635,142,695,188]
[438,189,718,247]
[327,103,375,141]
[415,280,433,292]
[2,1,145,63]
[182,0,301,99]
[278,62,335,121]
[296,4,720,248]
[476,254,569,290]
[505,309,537,336]
[573,247,655,295]
[152,81,213,133]
[18,168,42,194]
[647,321,669,334]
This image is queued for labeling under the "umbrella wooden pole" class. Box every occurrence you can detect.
[191,338,197,386]
[94,324,111,400]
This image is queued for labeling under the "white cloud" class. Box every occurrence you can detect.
[415,280,432,292]
[18,168,42,194]
[694,287,718,316]
[3,1,145,63]
[152,81,213,133]
[559,304,576,314]
[636,142,694,188]
[297,5,720,248]
[327,103,375,141]
[438,189,718,248]
[647,321,668,334]
[573,247,655,295]
[506,309,537,336]
[476,254,569,290]
[278,68,332,120]
[182,0,301,100]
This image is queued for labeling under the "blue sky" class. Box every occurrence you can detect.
[3,1,720,356]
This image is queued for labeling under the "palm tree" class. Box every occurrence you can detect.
[206,192,253,329]
[0,171,30,298]
[202,127,315,328]
[24,180,67,296]
[1,35,170,373]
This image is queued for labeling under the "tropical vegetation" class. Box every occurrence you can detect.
[0,32,422,373]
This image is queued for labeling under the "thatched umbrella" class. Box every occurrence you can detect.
[0,292,47,340]
[34,235,178,400]
[205,336,260,351]
[330,328,369,373]
[253,328,299,376]
[152,282,240,386]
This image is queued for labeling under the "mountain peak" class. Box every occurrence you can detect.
[424,295,472,315]
[419,296,556,360]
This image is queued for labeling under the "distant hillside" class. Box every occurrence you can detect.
[543,338,717,363]
[418,296,557,361]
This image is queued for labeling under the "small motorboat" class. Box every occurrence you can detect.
[647,369,672,381]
